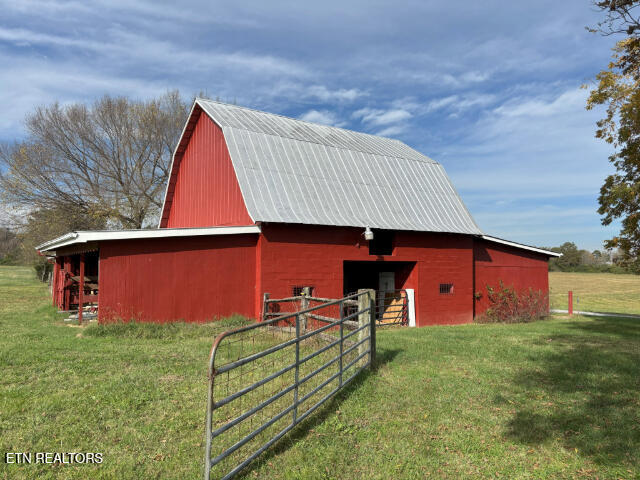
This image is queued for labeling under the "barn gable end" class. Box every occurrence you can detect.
[161,106,252,228]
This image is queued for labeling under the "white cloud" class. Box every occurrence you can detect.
[451,169,603,199]
[352,107,412,126]
[0,57,172,135]
[0,26,311,137]
[374,125,406,137]
[305,85,365,102]
[372,109,412,126]
[460,71,490,83]
[425,96,459,112]
[298,109,343,126]
[492,88,586,118]
[425,93,496,113]
[0,0,259,27]
[0,26,309,78]
[0,0,91,14]
[433,85,616,250]
[0,26,100,49]
[475,207,597,227]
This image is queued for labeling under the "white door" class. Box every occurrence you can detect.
[378,271,394,313]
[378,272,395,292]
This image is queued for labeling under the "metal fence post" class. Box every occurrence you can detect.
[204,372,214,480]
[369,290,376,367]
[293,313,300,425]
[568,290,573,316]
[339,299,344,387]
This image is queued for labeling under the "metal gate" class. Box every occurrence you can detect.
[375,289,408,326]
[204,290,376,479]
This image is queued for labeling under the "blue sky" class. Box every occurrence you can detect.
[0,0,622,250]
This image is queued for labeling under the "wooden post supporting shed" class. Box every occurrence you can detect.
[78,253,85,325]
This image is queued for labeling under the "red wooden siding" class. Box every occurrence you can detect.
[98,235,257,323]
[164,113,252,228]
[52,257,62,308]
[257,224,473,326]
[398,231,473,325]
[473,238,549,317]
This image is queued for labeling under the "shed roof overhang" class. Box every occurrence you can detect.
[480,235,561,257]
[36,225,261,254]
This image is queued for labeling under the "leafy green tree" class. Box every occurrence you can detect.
[551,242,583,270]
[587,1,640,273]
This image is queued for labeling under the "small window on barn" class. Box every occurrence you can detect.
[369,230,394,256]
[292,286,314,297]
[439,283,454,295]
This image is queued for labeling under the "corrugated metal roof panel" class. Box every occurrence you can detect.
[199,99,432,162]
[195,99,483,235]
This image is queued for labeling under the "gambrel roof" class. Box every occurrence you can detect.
[160,98,483,235]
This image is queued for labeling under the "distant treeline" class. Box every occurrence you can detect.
[0,227,20,265]
[546,242,636,274]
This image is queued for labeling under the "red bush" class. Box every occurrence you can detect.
[476,281,549,324]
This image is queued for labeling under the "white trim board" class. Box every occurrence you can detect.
[480,235,561,257]
[36,225,261,253]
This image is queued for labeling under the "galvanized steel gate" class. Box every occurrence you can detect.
[204,290,376,479]
[375,289,409,326]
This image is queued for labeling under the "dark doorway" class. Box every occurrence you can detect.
[342,261,415,295]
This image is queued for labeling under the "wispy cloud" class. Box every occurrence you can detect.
[374,125,407,137]
[492,88,586,118]
[0,26,310,78]
[425,93,496,113]
[305,85,366,102]
[353,108,412,126]
[298,109,344,126]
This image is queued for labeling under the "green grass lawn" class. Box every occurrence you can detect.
[549,271,640,314]
[1,265,640,479]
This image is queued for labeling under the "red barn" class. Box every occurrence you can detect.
[38,99,559,326]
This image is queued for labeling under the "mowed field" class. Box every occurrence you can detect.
[549,271,640,314]
[1,265,640,479]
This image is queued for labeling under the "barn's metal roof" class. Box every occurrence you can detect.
[167,99,483,234]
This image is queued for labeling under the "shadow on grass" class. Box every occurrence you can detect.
[235,347,402,479]
[506,317,640,465]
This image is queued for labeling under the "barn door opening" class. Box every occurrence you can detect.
[343,261,415,325]
[377,271,405,324]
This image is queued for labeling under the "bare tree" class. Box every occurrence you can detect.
[0,91,189,229]
[590,1,640,36]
